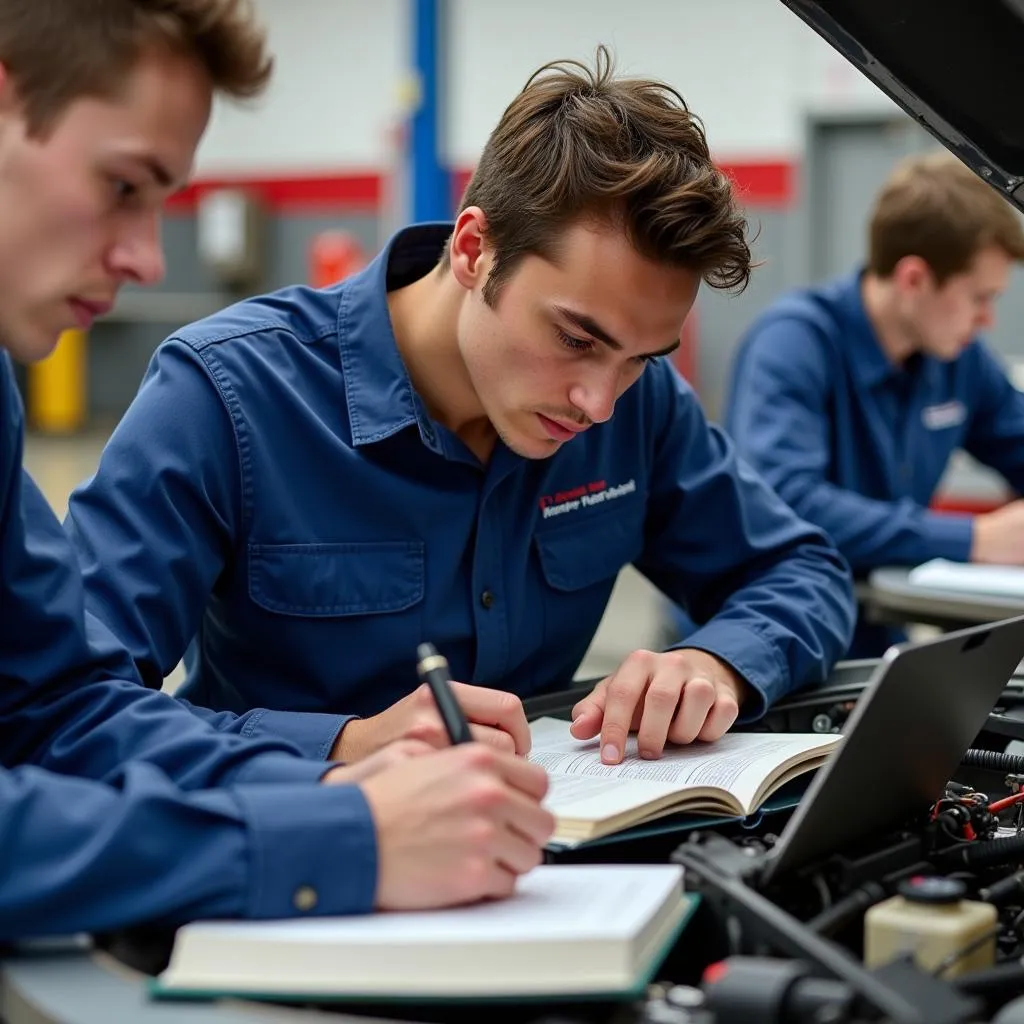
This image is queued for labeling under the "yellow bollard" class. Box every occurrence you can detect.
[28,329,87,433]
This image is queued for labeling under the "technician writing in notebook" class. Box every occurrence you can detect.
[66,49,855,769]
[0,0,553,939]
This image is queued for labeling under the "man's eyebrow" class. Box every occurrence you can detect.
[554,304,681,359]
[648,337,682,359]
[554,305,623,350]
[130,154,176,189]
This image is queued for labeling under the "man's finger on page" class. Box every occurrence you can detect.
[599,659,649,764]
[635,667,682,759]
[667,675,717,746]
[569,679,607,739]
[696,688,741,743]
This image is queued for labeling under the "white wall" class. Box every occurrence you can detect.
[195,0,898,176]
[449,0,895,164]
[195,0,407,175]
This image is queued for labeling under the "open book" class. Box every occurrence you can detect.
[530,716,841,847]
[153,865,692,1002]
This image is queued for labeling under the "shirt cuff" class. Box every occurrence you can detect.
[233,783,378,918]
[239,709,353,761]
[228,752,332,787]
[923,511,974,563]
[669,620,790,723]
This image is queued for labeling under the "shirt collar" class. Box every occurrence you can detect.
[837,269,941,390]
[337,223,453,447]
[836,269,899,388]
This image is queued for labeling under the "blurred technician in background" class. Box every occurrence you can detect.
[726,153,1024,657]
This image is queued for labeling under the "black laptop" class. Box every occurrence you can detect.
[762,616,1024,881]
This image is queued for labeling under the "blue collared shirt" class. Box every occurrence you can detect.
[67,224,855,752]
[725,270,1024,656]
[0,351,376,937]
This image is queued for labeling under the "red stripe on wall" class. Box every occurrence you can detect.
[719,160,795,207]
[165,173,382,214]
[168,160,796,214]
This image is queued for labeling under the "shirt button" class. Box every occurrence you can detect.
[480,590,495,609]
[293,886,318,912]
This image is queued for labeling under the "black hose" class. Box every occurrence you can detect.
[953,961,1024,996]
[806,881,887,937]
[980,869,1024,906]
[962,749,1024,774]
[940,834,1024,870]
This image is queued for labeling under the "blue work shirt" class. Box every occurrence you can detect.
[725,270,1024,656]
[0,352,377,937]
[67,224,855,756]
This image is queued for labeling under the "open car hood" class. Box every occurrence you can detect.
[780,0,1024,212]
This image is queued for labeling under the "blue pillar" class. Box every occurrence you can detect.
[411,0,450,222]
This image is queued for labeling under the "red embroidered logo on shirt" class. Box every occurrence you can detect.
[537,478,636,518]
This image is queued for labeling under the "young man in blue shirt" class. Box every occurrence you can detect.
[725,153,1024,657]
[67,48,855,770]
[0,0,552,939]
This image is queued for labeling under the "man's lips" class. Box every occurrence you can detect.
[68,297,113,327]
[537,413,588,441]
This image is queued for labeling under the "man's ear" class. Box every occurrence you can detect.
[0,63,18,113]
[891,254,934,295]
[448,206,491,290]
[0,62,27,137]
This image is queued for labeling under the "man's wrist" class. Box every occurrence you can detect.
[721,669,750,707]
[332,717,364,761]
[969,514,986,563]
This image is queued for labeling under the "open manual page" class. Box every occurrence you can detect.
[529,716,841,847]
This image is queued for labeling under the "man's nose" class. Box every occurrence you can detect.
[109,211,166,286]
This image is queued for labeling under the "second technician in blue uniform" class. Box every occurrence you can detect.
[67,51,855,767]
[726,154,1024,657]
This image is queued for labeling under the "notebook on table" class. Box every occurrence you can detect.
[908,559,1024,599]
[152,864,694,1004]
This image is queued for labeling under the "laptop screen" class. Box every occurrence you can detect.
[764,616,1024,881]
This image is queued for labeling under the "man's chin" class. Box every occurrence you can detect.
[499,426,563,460]
[509,438,563,460]
[1,327,63,366]
[928,341,970,362]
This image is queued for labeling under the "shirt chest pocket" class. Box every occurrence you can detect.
[248,541,424,617]
[534,505,645,592]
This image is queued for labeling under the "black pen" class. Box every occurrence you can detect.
[416,642,473,745]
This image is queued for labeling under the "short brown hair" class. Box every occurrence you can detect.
[0,0,272,137]
[444,46,752,307]
[868,151,1024,283]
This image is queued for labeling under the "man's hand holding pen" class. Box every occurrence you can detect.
[360,744,553,908]
[330,680,531,762]
[327,643,553,910]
